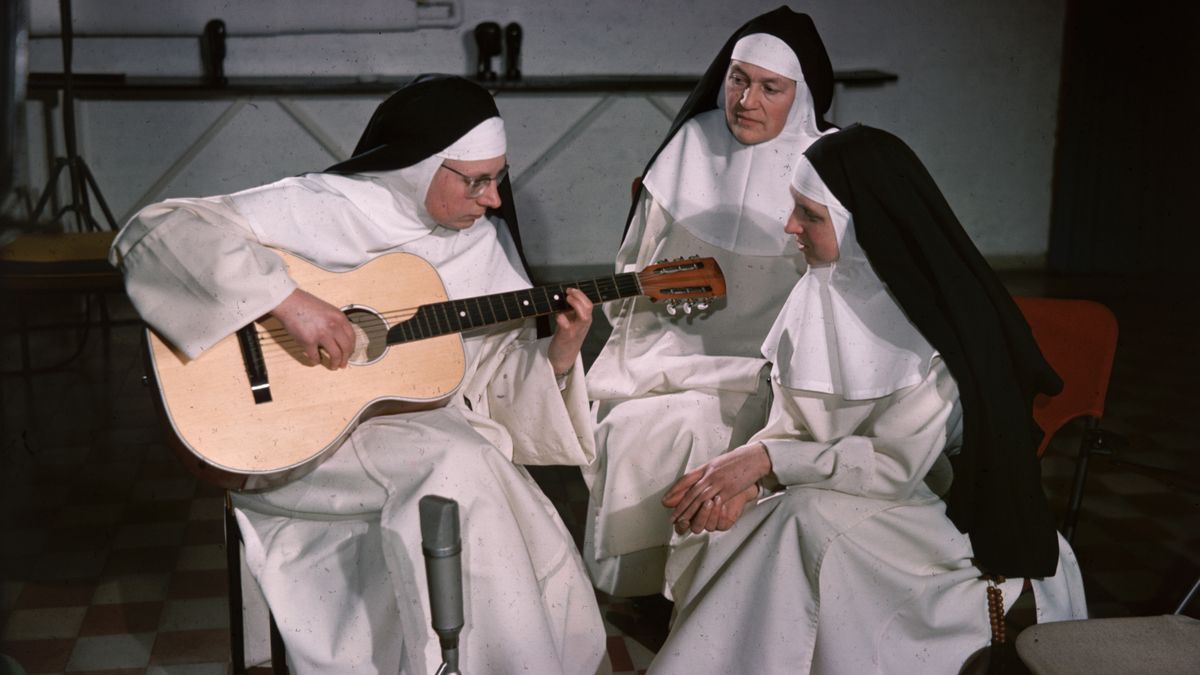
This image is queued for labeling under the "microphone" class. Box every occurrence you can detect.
[420,495,464,675]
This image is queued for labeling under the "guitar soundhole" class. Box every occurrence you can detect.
[344,307,388,365]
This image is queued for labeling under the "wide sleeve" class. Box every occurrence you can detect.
[455,320,595,467]
[755,358,961,501]
[109,196,297,359]
[486,332,596,467]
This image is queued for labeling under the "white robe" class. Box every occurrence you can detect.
[111,174,608,674]
[651,359,1088,675]
[582,192,805,596]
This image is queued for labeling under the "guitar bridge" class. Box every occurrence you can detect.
[236,324,273,404]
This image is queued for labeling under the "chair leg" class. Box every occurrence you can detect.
[225,496,248,674]
[1062,418,1100,543]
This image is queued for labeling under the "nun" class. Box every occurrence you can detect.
[110,75,608,674]
[651,125,1087,674]
[583,5,838,598]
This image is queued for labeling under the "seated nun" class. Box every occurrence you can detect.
[110,75,608,675]
[650,124,1088,675]
[583,5,837,599]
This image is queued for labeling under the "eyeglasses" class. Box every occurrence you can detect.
[440,163,510,198]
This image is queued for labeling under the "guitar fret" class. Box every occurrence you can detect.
[487,295,506,323]
[518,289,536,317]
[583,279,603,304]
[436,305,450,336]
[501,292,520,320]
[417,307,432,339]
[483,295,498,323]
[441,301,456,333]
[466,297,480,327]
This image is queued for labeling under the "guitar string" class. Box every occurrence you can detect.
[240,266,714,363]
[246,274,649,360]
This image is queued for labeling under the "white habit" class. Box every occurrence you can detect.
[111,169,608,675]
[652,355,1087,674]
[584,99,823,595]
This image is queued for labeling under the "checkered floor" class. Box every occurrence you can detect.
[2,271,1197,674]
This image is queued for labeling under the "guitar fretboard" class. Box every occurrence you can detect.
[386,272,641,344]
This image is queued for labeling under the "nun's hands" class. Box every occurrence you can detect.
[269,288,356,369]
[548,287,593,377]
[663,442,773,534]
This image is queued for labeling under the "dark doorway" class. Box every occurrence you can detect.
[1049,1,1200,279]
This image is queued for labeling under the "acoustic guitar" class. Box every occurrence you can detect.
[146,249,726,490]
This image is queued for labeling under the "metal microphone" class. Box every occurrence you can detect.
[419,495,464,675]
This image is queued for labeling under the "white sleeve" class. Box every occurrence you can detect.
[109,196,297,359]
[756,358,961,501]
[485,330,596,467]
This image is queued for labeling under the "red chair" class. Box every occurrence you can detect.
[1013,296,1120,542]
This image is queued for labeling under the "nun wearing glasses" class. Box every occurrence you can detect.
[111,75,608,675]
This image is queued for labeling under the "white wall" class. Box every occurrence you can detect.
[23,0,1065,269]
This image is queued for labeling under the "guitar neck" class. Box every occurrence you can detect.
[386,271,640,344]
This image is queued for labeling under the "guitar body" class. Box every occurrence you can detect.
[146,250,467,490]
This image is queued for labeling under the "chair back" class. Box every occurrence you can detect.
[1013,296,1119,456]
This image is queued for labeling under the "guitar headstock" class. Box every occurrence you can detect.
[638,257,727,314]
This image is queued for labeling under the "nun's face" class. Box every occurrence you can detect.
[425,155,507,230]
[786,190,839,265]
[724,60,797,145]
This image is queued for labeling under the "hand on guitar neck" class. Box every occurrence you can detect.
[269,288,357,369]
[547,287,593,376]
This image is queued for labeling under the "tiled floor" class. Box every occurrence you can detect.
[2,270,1198,674]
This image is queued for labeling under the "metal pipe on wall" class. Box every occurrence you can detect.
[28,0,461,37]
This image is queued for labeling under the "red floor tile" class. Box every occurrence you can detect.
[102,546,180,575]
[0,637,74,672]
[15,580,97,609]
[79,601,164,636]
[608,634,634,672]
[59,662,144,667]
[167,569,228,600]
[148,627,231,665]
[183,519,225,546]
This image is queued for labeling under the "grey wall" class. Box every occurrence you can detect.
[23,0,1065,269]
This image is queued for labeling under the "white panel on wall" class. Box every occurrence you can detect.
[503,93,685,268]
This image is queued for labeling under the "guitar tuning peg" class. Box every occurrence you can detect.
[695,299,710,311]
[682,300,693,314]
[666,299,678,316]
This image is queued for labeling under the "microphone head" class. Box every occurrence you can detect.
[419,495,461,554]
[419,495,464,644]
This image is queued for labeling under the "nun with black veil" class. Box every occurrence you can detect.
[583,5,837,599]
[651,125,1087,674]
[110,75,608,674]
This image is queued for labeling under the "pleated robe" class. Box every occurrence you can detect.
[583,192,805,596]
[651,359,1087,675]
